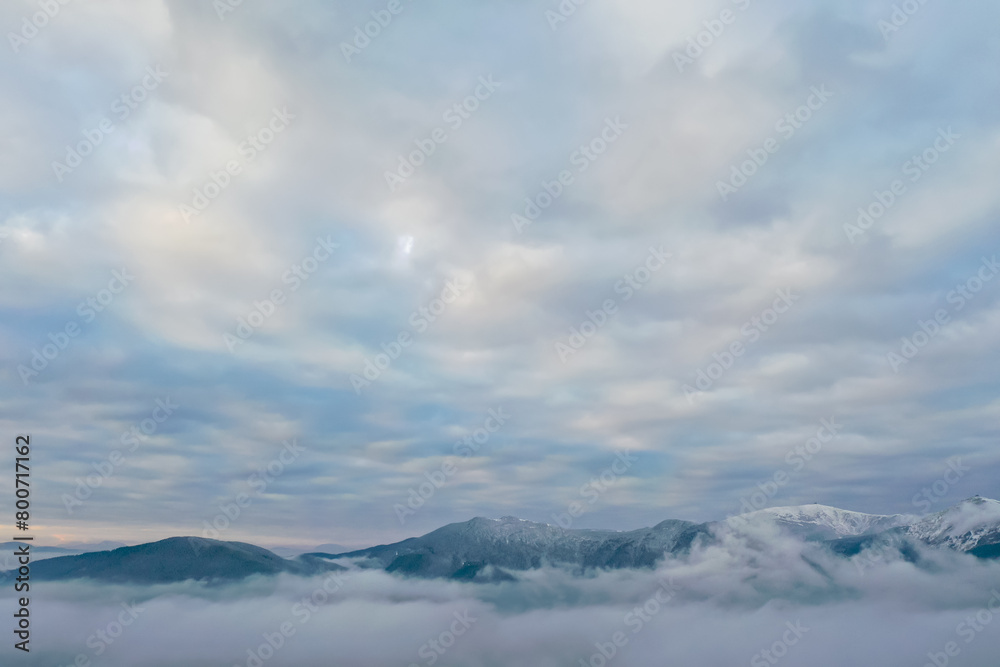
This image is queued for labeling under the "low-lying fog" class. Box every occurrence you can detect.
[7,528,999,666]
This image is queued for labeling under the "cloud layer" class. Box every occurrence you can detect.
[6,536,1000,666]
[0,0,998,549]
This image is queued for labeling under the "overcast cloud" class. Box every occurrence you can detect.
[0,0,998,550]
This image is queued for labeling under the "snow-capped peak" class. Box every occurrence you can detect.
[906,496,1000,551]
[732,504,916,539]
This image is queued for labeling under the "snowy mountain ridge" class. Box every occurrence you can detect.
[905,496,1000,551]
[10,497,999,584]
[735,504,918,540]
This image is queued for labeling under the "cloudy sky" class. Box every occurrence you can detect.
[1,0,998,549]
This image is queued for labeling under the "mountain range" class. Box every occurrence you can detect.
[21,537,345,584]
[11,496,999,584]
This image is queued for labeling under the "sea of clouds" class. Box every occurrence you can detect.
[5,528,1000,666]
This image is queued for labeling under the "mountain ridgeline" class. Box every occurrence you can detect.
[322,517,705,581]
[16,538,344,585]
[9,497,999,584]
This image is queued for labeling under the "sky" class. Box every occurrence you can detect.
[1,0,999,549]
